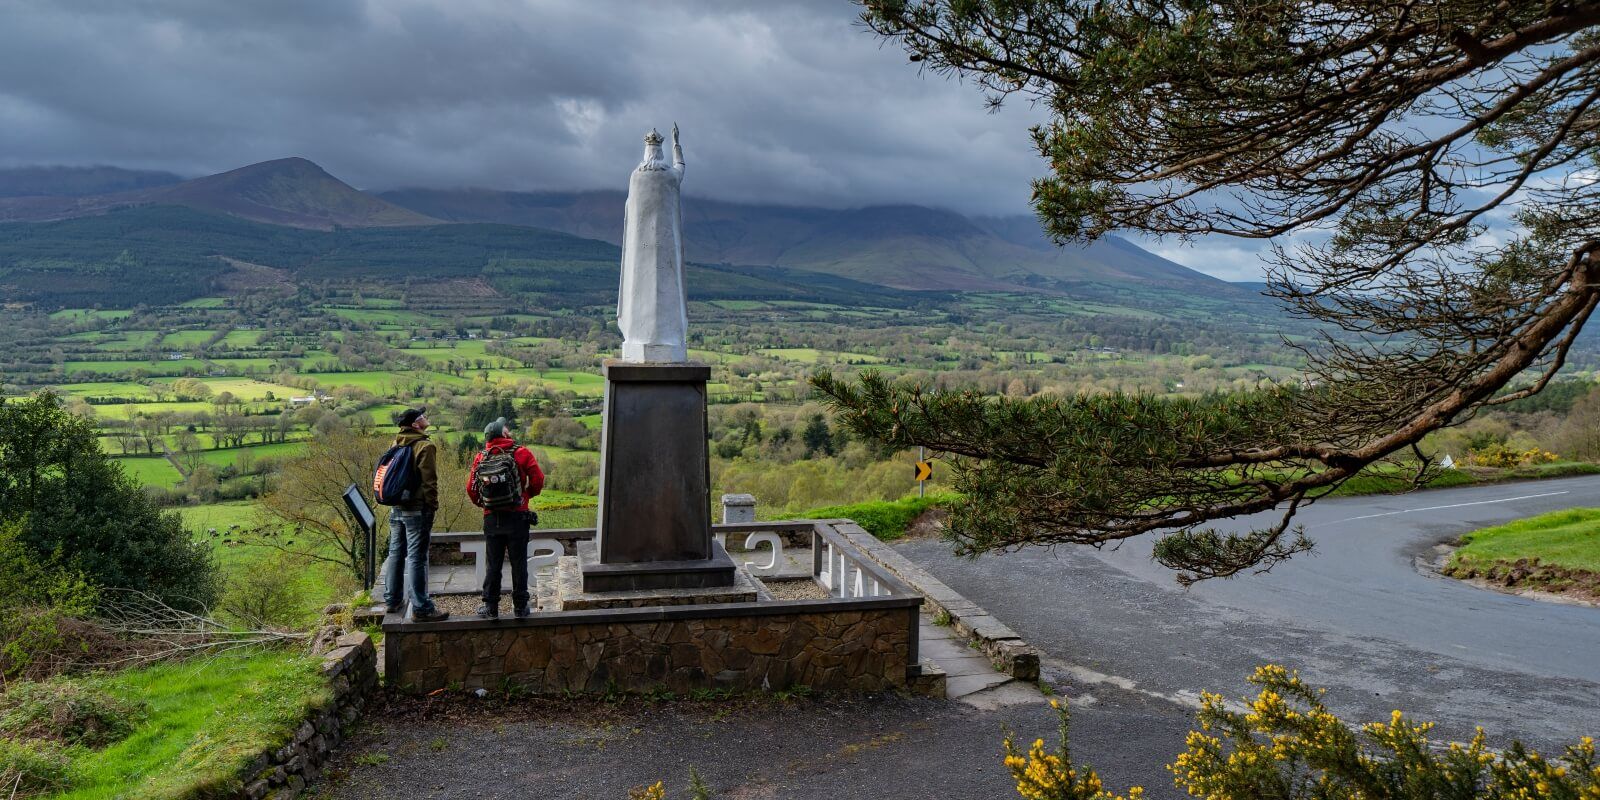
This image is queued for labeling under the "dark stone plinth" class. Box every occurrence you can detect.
[558,555,758,609]
[577,540,737,593]
[591,360,719,569]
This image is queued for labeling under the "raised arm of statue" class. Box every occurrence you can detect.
[671,123,685,177]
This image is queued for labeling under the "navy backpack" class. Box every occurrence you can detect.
[372,442,420,506]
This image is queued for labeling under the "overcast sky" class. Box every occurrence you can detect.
[0,0,1271,280]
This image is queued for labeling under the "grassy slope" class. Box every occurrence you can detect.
[58,650,327,800]
[1451,508,1600,573]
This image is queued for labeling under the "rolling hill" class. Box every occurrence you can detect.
[0,204,946,309]
[378,187,1241,295]
[0,158,436,230]
[0,157,1249,308]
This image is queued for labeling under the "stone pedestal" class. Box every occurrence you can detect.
[584,361,731,593]
[721,493,756,524]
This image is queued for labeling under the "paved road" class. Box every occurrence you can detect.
[895,474,1600,750]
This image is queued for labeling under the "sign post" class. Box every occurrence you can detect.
[914,446,932,497]
[341,484,377,591]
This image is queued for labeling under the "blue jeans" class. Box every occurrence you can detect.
[384,508,436,616]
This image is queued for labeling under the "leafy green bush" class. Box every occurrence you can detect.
[0,737,73,798]
[0,678,145,748]
[0,523,99,680]
[804,493,955,540]
[0,393,220,610]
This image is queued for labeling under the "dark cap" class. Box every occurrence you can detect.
[393,406,427,428]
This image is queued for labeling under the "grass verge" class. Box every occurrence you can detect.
[1442,507,1600,600]
[802,494,954,540]
[54,648,327,800]
[1326,460,1600,497]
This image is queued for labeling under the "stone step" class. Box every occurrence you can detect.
[917,616,1014,700]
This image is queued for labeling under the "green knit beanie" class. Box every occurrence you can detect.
[483,417,510,440]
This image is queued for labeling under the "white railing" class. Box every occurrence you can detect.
[814,530,891,599]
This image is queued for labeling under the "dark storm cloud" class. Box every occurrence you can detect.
[0,0,1052,214]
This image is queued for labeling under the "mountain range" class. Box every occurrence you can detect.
[0,159,1243,304]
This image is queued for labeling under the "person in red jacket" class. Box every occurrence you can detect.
[465,417,545,618]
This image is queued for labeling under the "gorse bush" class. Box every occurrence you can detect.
[1003,698,1144,799]
[1468,444,1560,469]
[1170,665,1600,799]
[1002,666,1600,800]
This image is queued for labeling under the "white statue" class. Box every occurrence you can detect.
[617,125,689,363]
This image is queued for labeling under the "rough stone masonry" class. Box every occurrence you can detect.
[388,605,912,694]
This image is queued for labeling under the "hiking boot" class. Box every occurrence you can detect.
[513,604,532,618]
[411,608,450,623]
[475,602,499,619]
[384,605,405,615]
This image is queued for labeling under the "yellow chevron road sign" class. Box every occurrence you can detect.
[913,460,933,482]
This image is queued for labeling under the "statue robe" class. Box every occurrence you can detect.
[617,133,688,363]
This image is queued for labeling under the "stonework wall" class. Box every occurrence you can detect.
[230,632,378,800]
[387,607,913,694]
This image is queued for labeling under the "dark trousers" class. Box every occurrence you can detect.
[482,510,530,609]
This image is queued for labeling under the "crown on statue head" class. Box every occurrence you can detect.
[644,129,664,146]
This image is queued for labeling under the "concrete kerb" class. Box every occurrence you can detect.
[832,523,1040,682]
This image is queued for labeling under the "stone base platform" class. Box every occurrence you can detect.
[578,539,738,593]
[556,556,758,610]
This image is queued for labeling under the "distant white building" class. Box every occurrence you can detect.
[289,396,317,407]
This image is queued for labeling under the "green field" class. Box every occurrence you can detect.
[367,402,410,425]
[305,370,419,393]
[760,347,885,364]
[177,297,229,308]
[327,307,433,326]
[219,329,264,347]
[62,331,163,352]
[189,441,308,468]
[48,308,133,321]
[63,359,196,377]
[52,381,156,399]
[95,401,235,417]
[176,501,265,533]
[204,357,283,370]
[189,378,303,401]
[113,455,183,486]
[1451,508,1600,573]
[161,330,217,348]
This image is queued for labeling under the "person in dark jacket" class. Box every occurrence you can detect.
[384,407,448,622]
[465,417,545,618]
